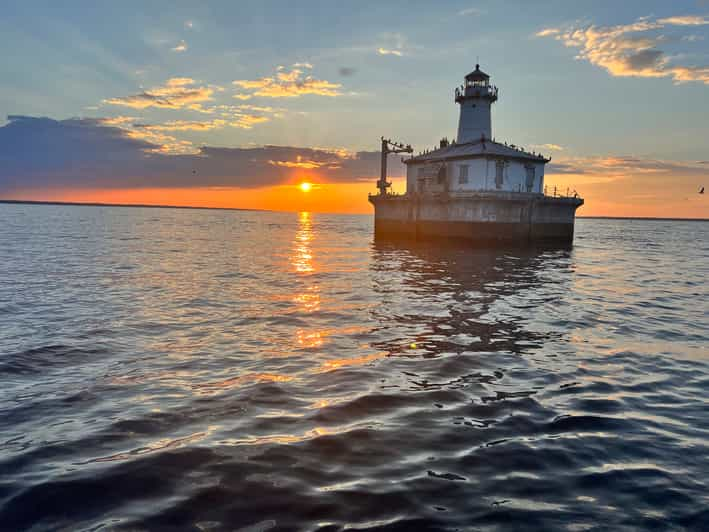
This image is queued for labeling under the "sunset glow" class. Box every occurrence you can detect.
[1,3,709,529]
[0,3,707,218]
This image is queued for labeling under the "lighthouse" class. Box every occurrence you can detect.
[455,64,498,143]
[370,63,583,245]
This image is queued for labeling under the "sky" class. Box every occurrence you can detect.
[0,0,708,217]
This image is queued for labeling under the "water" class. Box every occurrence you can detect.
[1,204,708,531]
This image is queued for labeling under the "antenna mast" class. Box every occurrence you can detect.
[378,137,413,195]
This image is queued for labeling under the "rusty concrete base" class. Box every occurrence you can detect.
[374,218,575,244]
[369,193,583,245]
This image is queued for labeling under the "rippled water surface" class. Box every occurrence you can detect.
[1,204,708,531]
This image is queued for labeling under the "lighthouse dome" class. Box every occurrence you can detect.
[464,64,490,82]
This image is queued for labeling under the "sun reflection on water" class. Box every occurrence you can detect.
[316,351,388,372]
[292,211,315,274]
[293,285,320,312]
[297,329,324,348]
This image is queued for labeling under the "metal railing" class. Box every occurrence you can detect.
[544,186,580,199]
[454,85,499,101]
[371,187,582,200]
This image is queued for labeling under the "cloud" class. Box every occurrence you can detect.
[0,115,158,184]
[535,28,560,37]
[0,115,402,192]
[292,62,313,69]
[171,40,188,52]
[96,116,139,126]
[268,157,323,169]
[125,129,196,155]
[229,114,270,128]
[537,15,709,84]
[545,155,708,217]
[230,104,279,113]
[657,15,709,26]
[547,155,709,182]
[338,67,356,77]
[458,7,484,16]
[184,20,194,29]
[376,32,409,57]
[377,48,403,56]
[530,143,564,152]
[185,103,216,113]
[133,113,270,132]
[233,67,342,98]
[133,119,228,132]
[104,78,215,109]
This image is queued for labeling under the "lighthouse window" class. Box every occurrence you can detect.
[495,160,505,189]
[458,164,469,184]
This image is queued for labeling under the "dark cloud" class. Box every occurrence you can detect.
[0,115,403,192]
[624,49,664,71]
[547,155,709,178]
[338,67,356,77]
[546,162,587,175]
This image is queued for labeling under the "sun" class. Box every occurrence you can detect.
[299,182,312,192]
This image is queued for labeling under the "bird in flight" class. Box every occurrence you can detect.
[700,186,705,194]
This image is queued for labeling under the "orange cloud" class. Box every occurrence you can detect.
[96,116,139,126]
[537,15,709,84]
[231,114,270,128]
[134,119,227,132]
[268,156,324,169]
[535,28,560,37]
[657,15,709,26]
[132,114,270,132]
[124,128,196,155]
[104,77,215,109]
[233,67,342,98]
[171,40,188,52]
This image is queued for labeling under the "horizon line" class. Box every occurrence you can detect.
[0,199,707,222]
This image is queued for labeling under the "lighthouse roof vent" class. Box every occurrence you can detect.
[465,64,490,81]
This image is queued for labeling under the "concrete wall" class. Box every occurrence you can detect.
[406,162,448,194]
[370,193,582,244]
[493,160,545,194]
[407,158,545,194]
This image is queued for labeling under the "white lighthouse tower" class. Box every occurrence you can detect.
[455,64,498,143]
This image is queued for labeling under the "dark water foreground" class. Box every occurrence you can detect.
[0,205,707,531]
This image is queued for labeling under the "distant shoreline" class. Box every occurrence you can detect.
[0,199,266,213]
[0,199,707,222]
[577,215,708,222]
